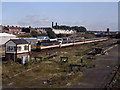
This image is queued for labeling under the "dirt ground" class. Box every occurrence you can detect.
[73,44,119,88]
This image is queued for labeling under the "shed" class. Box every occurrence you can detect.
[0,33,17,45]
[5,39,31,61]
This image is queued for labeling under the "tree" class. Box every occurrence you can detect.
[47,30,56,39]
[38,33,47,36]
[22,28,30,33]
[71,26,87,32]
[53,25,87,32]
[31,31,39,37]
[56,34,65,38]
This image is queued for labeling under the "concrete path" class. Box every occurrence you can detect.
[73,44,119,88]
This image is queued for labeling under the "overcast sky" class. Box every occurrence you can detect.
[2,2,118,31]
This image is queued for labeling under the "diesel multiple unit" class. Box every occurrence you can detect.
[36,37,108,50]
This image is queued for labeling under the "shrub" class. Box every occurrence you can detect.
[47,30,56,39]
[16,58,22,64]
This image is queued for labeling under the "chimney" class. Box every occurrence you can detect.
[107,28,109,33]
[29,26,31,28]
[52,22,54,28]
[56,22,57,26]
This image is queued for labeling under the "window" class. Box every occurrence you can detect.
[17,46,21,51]
[24,45,28,50]
[7,46,16,52]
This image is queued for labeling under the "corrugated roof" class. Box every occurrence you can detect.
[0,33,16,37]
[11,39,28,44]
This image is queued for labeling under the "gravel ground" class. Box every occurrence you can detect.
[73,44,119,88]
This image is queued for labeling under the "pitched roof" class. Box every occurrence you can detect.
[11,39,28,44]
[8,27,22,29]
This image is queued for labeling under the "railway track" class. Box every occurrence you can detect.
[106,65,120,88]
[32,39,116,57]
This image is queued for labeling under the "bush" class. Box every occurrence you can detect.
[47,30,56,39]
[56,34,65,38]
[31,31,39,37]
[18,34,32,37]
[24,61,29,68]
[16,58,22,64]
[38,33,47,36]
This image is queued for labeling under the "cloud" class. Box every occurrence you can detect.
[87,22,118,31]
[62,20,84,26]
[73,21,83,25]
[18,15,52,27]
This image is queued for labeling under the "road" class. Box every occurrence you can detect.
[73,44,119,88]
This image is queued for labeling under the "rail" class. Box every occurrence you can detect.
[106,65,120,88]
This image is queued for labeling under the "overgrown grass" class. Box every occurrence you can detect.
[2,39,117,88]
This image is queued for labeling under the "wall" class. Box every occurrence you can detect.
[52,29,75,34]
[0,35,17,45]
[17,44,31,53]
[6,41,16,53]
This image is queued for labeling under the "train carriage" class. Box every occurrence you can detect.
[36,37,108,50]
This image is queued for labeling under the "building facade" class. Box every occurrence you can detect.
[3,25,22,35]
[5,39,31,61]
[52,28,76,34]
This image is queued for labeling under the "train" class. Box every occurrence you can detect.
[36,37,108,50]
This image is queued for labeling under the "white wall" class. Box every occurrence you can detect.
[17,44,31,53]
[52,29,75,34]
[6,41,31,54]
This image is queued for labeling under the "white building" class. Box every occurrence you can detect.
[0,33,17,45]
[52,28,76,34]
[5,39,31,61]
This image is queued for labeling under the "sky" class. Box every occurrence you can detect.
[2,2,118,31]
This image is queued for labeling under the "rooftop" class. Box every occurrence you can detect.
[0,33,16,37]
[10,39,29,44]
[8,27,22,29]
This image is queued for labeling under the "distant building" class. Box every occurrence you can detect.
[52,28,76,34]
[36,27,50,34]
[36,27,76,34]
[51,22,76,34]
[5,39,31,61]
[3,25,22,35]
